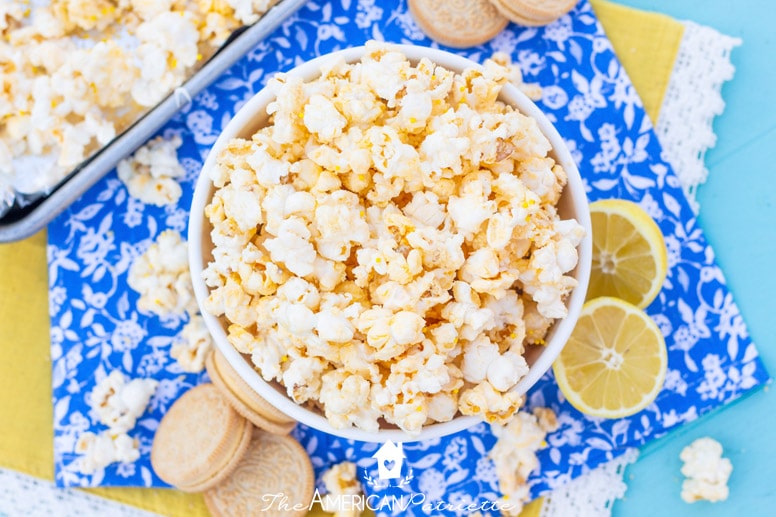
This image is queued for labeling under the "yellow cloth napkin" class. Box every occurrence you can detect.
[0,2,684,515]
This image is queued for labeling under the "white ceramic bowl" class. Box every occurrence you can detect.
[189,44,592,443]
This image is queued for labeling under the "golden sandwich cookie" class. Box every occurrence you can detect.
[204,430,315,517]
[150,383,252,492]
[408,0,508,48]
[490,0,578,26]
[206,348,297,435]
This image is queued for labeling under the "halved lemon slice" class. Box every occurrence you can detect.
[588,199,668,309]
[553,296,667,418]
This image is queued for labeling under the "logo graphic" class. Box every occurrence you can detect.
[372,440,405,480]
[363,440,414,489]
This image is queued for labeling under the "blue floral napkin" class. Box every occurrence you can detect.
[48,0,769,510]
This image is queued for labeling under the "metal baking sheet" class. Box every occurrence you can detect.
[0,0,307,243]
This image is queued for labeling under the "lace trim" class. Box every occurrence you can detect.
[655,20,742,213]
[540,448,639,517]
[0,467,160,517]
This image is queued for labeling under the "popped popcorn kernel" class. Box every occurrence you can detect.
[680,437,733,503]
[203,42,583,435]
[128,230,198,318]
[90,370,158,434]
[75,430,140,475]
[171,314,214,373]
[118,135,185,207]
[490,408,556,516]
[75,368,158,475]
[321,461,364,517]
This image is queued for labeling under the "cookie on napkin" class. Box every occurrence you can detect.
[204,430,315,517]
[206,349,297,435]
[151,383,252,492]
[408,0,508,48]
[490,0,578,26]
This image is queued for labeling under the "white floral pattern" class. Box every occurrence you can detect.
[47,0,769,512]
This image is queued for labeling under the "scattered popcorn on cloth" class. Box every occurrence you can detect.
[90,370,158,434]
[128,229,198,318]
[75,370,157,475]
[171,314,214,373]
[117,135,186,206]
[75,431,142,476]
[489,407,559,516]
[320,461,364,517]
[127,229,213,372]
[0,0,280,212]
[203,41,584,435]
[680,437,733,503]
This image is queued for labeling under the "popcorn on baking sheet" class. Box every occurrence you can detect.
[202,42,583,434]
[0,0,280,208]
[118,135,186,206]
[680,437,733,503]
[489,408,558,516]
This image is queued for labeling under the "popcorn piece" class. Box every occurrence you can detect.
[128,230,198,317]
[282,356,327,403]
[75,430,140,475]
[171,314,214,373]
[532,406,560,433]
[226,0,279,25]
[461,336,500,384]
[0,4,25,33]
[118,135,186,207]
[64,0,118,31]
[487,351,529,392]
[484,52,543,101]
[490,409,556,516]
[203,42,583,435]
[90,370,158,434]
[427,392,458,423]
[319,370,381,432]
[263,217,317,277]
[680,437,733,503]
[321,461,364,517]
[458,381,524,424]
[131,13,200,107]
[304,94,347,143]
[127,0,174,21]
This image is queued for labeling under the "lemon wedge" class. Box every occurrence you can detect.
[588,199,668,309]
[553,296,667,418]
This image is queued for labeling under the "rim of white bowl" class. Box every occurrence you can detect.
[189,43,592,443]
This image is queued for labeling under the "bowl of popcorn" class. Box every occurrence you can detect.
[189,41,592,442]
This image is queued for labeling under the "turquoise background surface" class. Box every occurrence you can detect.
[612,1,776,515]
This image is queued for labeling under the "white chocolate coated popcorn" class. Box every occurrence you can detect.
[118,135,186,206]
[75,368,156,474]
[680,437,733,503]
[90,370,158,434]
[321,461,364,517]
[171,314,214,373]
[128,229,198,317]
[203,42,583,434]
[0,0,279,209]
[490,408,556,516]
[75,430,140,475]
